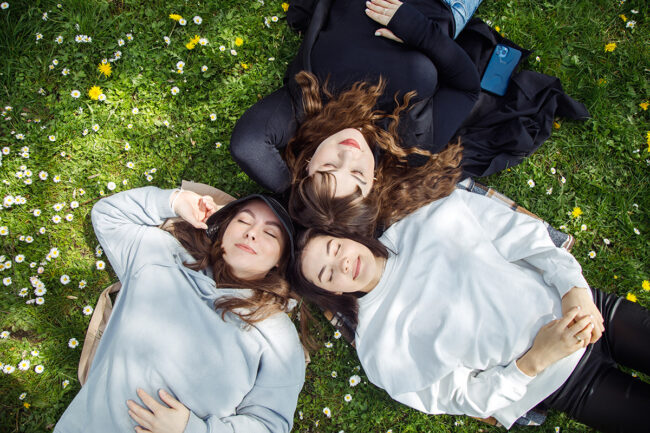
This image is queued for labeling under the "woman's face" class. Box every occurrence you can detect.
[301,235,382,294]
[221,200,286,280]
[306,128,375,198]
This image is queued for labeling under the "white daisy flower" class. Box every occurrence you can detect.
[344,394,352,402]
[60,274,70,284]
[36,33,43,40]
[179,18,186,25]
[19,288,29,297]
[588,251,596,259]
[83,305,94,315]
[3,277,12,286]
[78,280,87,289]
[126,33,133,41]
[56,35,63,44]
[49,247,60,258]
[527,179,535,188]
[199,38,208,46]
[62,379,70,388]
[82,128,89,135]
[322,407,331,418]
[0,330,9,338]
[48,135,56,141]
[209,113,217,121]
[18,360,30,370]
[0,3,9,10]
[34,364,44,374]
[65,213,73,221]
[34,287,46,296]
[31,350,39,356]
[118,38,125,46]
[39,227,46,234]
[15,254,24,263]
[331,371,338,378]
[560,176,566,184]
[163,36,170,45]
[349,374,361,386]
[96,260,106,270]
[271,16,279,22]
[146,174,153,182]
[126,161,134,169]
[546,187,553,195]
[92,124,100,132]
[52,59,59,66]
[324,341,333,348]
[131,107,139,114]
[219,45,226,51]
[52,215,62,224]
[603,238,611,245]
[633,228,640,235]
[39,171,48,180]
[68,338,79,348]
[580,224,587,231]
[0,226,9,236]
[107,181,116,191]
[333,330,342,339]
[176,61,185,70]
[98,94,106,101]
[193,16,202,24]
[3,364,15,374]
[53,174,61,183]
[230,49,237,56]
[171,86,180,95]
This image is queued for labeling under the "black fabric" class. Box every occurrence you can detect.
[541,289,650,433]
[229,0,589,192]
[454,19,590,177]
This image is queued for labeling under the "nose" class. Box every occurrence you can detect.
[244,224,258,241]
[339,256,351,275]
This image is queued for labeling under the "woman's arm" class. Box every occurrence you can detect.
[390,308,593,418]
[229,87,297,193]
[366,0,479,148]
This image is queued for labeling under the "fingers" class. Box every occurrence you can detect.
[127,400,152,429]
[374,28,404,43]
[158,389,182,409]
[137,388,163,412]
[367,0,394,9]
[559,306,581,327]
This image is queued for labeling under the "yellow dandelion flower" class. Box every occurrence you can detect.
[619,14,627,22]
[169,13,182,21]
[553,121,561,129]
[235,37,243,46]
[640,102,649,111]
[241,63,249,69]
[642,280,650,291]
[282,2,289,12]
[97,61,112,77]
[597,78,607,85]
[23,402,30,409]
[494,25,500,32]
[626,293,637,303]
[88,86,102,100]
[614,275,618,279]
[186,41,196,50]
[604,42,617,52]
[571,207,583,218]
[191,35,201,44]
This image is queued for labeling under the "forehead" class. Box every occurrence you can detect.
[237,199,277,221]
[301,235,329,276]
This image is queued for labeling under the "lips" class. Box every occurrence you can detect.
[340,138,360,149]
[235,243,256,255]
[353,256,360,280]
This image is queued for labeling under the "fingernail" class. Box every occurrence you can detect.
[375,31,381,36]
[576,306,581,309]
[589,314,593,318]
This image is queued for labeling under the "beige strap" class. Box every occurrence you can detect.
[77,282,121,385]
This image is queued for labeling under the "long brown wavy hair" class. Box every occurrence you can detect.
[286,71,463,235]
[166,201,292,325]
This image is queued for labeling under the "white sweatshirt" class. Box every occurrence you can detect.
[355,189,589,428]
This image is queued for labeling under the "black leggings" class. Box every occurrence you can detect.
[541,289,650,433]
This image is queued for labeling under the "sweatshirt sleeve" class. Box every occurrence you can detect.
[391,359,534,418]
[90,186,177,281]
[458,190,590,298]
[387,3,480,148]
[184,319,305,433]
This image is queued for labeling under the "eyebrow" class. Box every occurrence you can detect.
[317,169,367,187]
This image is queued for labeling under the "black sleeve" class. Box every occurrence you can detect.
[229,87,297,193]
[287,0,320,32]
[388,3,480,148]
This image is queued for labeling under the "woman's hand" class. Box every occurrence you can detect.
[171,190,221,229]
[561,286,604,344]
[516,307,593,377]
[365,0,404,43]
[127,388,190,433]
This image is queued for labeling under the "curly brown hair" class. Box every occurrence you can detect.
[286,71,464,235]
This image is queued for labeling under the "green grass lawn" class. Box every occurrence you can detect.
[0,0,648,431]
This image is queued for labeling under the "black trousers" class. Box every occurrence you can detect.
[541,289,650,433]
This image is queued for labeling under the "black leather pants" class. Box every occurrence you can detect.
[541,289,650,433]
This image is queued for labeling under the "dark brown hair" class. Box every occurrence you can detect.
[167,200,292,325]
[288,227,389,332]
[285,71,463,235]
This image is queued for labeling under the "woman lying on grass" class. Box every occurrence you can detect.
[55,186,305,433]
[289,187,650,432]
